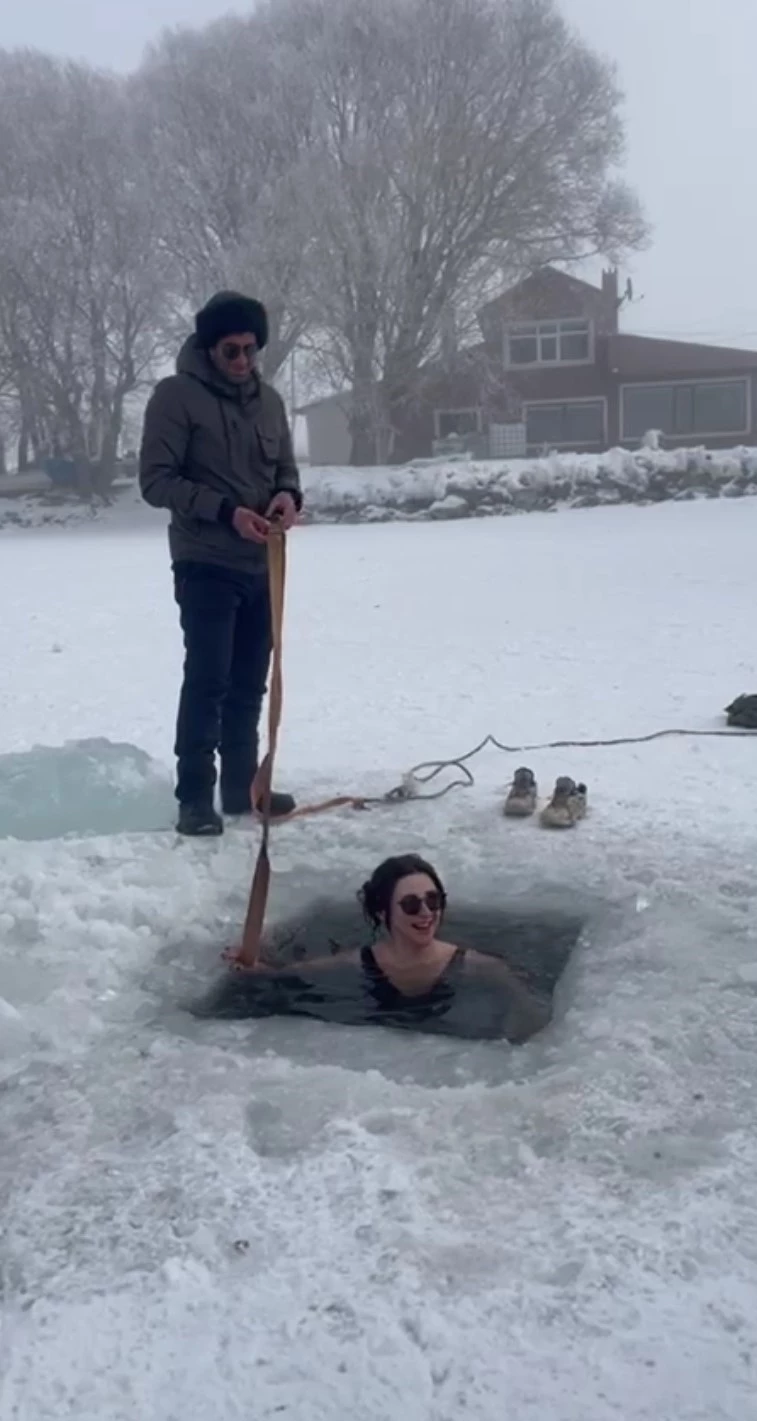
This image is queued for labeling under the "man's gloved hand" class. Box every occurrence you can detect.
[265,491,298,531]
[232,508,271,544]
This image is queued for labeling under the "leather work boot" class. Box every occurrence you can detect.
[540,777,588,829]
[503,767,538,818]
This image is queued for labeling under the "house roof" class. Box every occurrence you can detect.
[607,333,757,376]
[296,343,487,416]
[296,319,757,419]
[478,265,609,319]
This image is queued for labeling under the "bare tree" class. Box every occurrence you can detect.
[135,15,318,379]
[0,50,171,490]
[0,0,646,476]
[272,0,648,463]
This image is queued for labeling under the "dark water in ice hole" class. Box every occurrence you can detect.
[148,858,623,1086]
[185,894,587,1055]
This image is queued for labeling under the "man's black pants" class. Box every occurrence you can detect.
[173,562,271,809]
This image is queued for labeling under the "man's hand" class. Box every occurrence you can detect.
[265,491,298,531]
[232,507,271,544]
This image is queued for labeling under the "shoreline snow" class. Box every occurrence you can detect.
[1,443,757,532]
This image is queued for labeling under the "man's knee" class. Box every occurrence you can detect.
[230,627,271,699]
[182,663,230,708]
[181,621,234,694]
[227,659,269,702]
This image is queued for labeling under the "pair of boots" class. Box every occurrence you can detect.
[504,767,587,829]
[177,781,296,837]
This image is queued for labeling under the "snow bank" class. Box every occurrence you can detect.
[0,484,155,532]
[302,444,757,523]
[2,445,757,531]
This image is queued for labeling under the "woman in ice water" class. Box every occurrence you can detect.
[208,855,551,1043]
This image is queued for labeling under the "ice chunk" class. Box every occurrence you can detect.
[0,738,174,841]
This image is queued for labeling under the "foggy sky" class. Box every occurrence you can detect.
[3,0,756,346]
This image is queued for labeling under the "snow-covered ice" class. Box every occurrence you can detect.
[1,497,756,1419]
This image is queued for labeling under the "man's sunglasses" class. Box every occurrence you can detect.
[397,891,443,917]
[220,341,256,363]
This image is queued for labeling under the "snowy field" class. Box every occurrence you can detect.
[1,498,757,1418]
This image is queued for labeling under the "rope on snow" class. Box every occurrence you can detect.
[380,726,757,806]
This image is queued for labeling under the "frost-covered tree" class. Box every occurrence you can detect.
[269,0,648,463]
[135,16,317,380]
[0,0,647,475]
[0,51,171,485]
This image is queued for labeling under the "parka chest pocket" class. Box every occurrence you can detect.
[256,428,279,467]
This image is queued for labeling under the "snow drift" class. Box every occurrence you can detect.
[2,444,757,531]
[303,444,757,523]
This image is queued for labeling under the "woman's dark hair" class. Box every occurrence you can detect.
[358,854,447,931]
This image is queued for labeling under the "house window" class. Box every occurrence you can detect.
[505,319,592,367]
[525,399,605,449]
[621,380,749,440]
[434,408,481,439]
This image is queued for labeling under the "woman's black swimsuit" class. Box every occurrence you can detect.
[359,945,467,1028]
[202,943,511,1039]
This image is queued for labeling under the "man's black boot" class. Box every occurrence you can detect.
[260,788,296,818]
[176,802,224,837]
[221,784,296,819]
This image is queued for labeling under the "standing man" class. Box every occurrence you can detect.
[140,291,302,836]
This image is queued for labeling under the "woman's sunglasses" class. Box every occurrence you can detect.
[397,891,443,917]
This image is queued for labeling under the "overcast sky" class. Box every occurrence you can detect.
[3,0,756,346]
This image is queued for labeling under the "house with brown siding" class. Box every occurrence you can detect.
[300,266,757,464]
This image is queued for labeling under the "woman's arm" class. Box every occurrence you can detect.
[200,949,362,1022]
[251,948,360,980]
[465,950,552,1044]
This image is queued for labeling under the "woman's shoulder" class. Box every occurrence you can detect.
[435,938,461,956]
[461,947,510,977]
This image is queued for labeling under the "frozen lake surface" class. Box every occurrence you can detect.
[1,498,756,1419]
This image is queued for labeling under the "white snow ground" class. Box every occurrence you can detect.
[1,497,756,1419]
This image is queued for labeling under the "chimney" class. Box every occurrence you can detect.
[601,268,619,333]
